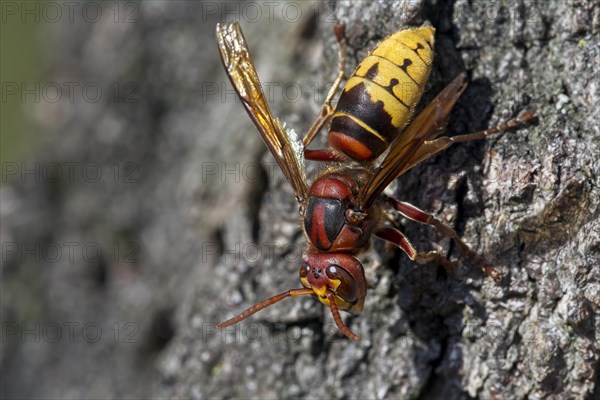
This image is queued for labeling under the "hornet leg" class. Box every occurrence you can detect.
[398,109,537,172]
[383,196,502,282]
[303,25,347,156]
[375,226,458,272]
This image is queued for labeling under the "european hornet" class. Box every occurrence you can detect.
[215,22,535,340]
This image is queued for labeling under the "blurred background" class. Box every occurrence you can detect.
[2,1,599,399]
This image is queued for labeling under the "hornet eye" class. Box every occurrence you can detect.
[325,264,358,302]
[299,263,310,279]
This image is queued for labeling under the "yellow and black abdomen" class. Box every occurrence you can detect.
[329,26,435,161]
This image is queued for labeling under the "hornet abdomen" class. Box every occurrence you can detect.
[329,26,435,161]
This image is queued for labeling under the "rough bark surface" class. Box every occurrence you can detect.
[2,1,599,399]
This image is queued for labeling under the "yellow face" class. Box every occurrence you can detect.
[300,272,348,308]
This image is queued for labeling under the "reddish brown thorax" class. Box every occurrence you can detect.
[303,170,380,253]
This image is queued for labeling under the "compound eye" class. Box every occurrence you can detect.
[325,264,342,280]
[299,262,310,279]
[325,264,357,302]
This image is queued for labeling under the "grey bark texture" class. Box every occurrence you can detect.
[1,1,599,399]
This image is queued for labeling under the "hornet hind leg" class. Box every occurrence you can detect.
[303,25,348,162]
[378,196,502,282]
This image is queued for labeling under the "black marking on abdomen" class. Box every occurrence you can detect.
[399,58,418,85]
[335,83,397,142]
[385,78,410,109]
[365,62,379,80]
[330,114,387,158]
[411,42,427,65]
